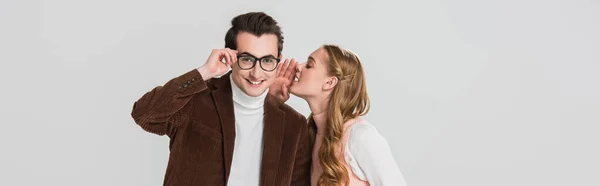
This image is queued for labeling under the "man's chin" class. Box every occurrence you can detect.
[241,86,267,97]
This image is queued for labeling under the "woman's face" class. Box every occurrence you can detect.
[290,47,332,99]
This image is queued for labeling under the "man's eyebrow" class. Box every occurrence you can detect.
[238,52,256,57]
[239,52,276,58]
[261,54,277,58]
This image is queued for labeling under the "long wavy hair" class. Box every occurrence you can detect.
[311,44,370,186]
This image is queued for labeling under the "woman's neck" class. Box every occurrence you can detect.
[306,95,329,134]
[306,96,328,116]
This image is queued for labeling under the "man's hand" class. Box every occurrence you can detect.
[269,58,297,102]
[197,48,238,80]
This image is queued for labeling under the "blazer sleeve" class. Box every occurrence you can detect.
[131,69,208,137]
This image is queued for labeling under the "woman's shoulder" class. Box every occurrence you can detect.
[346,118,392,156]
[348,118,381,140]
[345,118,391,180]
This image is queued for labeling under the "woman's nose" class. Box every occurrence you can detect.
[296,63,304,72]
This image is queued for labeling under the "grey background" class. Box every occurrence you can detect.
[1,0,599,185]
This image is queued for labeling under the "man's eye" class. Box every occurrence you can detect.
[241,57,254,62]
[263,58,276,63]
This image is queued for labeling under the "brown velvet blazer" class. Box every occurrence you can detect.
[131,69,311,186]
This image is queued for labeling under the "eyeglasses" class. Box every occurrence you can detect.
[237,53,280,72]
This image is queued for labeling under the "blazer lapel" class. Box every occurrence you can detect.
[209,74,236,183]
[260,95,286,186]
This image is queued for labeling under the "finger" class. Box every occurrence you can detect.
[277,59,289,77]
[282,84,288,95]
[278,59,289,77]
[217,49,228,64]
[283,58,295,79]
[288,59,298,80]
[275,61,281,76]
[219,49,231,65]
[281,59,291,77]
[280,59,289,78]
[283,94,289,102]
[282,85,290,101]
[275,64,281,77]
[221,48,229,65]
[228,49,237,66]
[279,53,285,64]
[233,50,238,64]
[276,59,283,76]
[224,48,235,66]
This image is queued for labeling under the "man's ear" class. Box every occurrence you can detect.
[322,76,339,91]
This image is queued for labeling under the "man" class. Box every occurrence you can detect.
[131,12,310,186]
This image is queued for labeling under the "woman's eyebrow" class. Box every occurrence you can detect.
[308,56,318,66]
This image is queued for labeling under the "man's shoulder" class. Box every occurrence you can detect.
[279,102,307,122]
[265,95,307,123]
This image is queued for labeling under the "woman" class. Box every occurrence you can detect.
[270,44,407,186]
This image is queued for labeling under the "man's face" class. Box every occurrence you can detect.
[231,31,279,97]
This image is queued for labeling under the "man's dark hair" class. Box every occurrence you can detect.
[225,12,284,56]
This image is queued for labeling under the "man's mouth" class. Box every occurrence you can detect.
[246,78,265,86]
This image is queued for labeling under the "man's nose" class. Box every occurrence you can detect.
[249,62,262,78]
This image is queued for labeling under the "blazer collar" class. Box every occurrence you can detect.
[209,73,286,186]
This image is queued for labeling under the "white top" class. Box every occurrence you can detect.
[345,119,408,186]
[226,78,267,186]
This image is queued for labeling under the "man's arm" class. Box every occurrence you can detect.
[290,118,311,186]
[131,69,208,137]
[131,48,239,137]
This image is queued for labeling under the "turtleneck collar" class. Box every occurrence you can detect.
[230,77,268,113]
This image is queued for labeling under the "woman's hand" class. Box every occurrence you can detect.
[269,58,297,102]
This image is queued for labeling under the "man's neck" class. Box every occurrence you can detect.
[230,77,267,111]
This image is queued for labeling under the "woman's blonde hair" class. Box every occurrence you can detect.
[312,44,370,186]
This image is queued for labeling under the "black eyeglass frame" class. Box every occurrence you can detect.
[236,53,281,72]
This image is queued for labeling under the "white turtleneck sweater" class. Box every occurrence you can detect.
[226,77,268,186]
